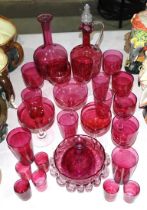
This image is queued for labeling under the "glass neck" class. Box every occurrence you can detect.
[82,31,90,47]
[41,21,53,47]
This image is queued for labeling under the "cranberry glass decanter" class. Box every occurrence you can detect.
[34,14,71,84]
[70,4,104,83]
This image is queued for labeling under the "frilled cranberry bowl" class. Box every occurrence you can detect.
[50,134,108,192]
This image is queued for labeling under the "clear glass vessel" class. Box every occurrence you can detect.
[33,14,71,84]
[70,4,104,83]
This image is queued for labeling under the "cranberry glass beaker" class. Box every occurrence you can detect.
[34,13,71,84]
[70,4,104,83]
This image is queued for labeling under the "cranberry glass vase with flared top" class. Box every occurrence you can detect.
[34,14,71,84]
[70,4,104,83]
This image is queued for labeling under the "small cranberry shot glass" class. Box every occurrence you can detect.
[14,179,32,201]
[31,169,47,192]
[34,152,49,172]
[102,49,123,75]
[103,179,120,202]
[15,162,32,180]
[92,72,110,101]
[6,127,34,165]
[57,110,79,139]
[111,147,139,184]
[112,71,134,96]
[113,92,137,118]
[21,62,44,88]
[123,180,140,203]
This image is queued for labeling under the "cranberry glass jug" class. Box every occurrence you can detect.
[70,4,104,83]
[34,14,71,84]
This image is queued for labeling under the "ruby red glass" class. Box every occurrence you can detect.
[81,102,112,136]
[6,127,34,165]
[52,134,106,191]
[111,116,139,148]
[123,180,140,203]
[111,147,139,184]
[53,79,88,110]
[14,179,32,201]
[57,110,79,138]
[102,49,123,75]
[112,71,134,96]
[31,169,47,192]
[113,91,137,118]
[33,13,71,84]
[21,62,44,88]
[103,179,120,202]
[34,152,49,172]
[15,162,32,180]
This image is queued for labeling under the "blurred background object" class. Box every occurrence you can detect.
[1,0,145,34]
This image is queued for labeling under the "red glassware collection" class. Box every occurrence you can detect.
[5,3,141,200]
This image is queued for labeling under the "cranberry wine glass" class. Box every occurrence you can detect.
[17,87,55,147]
[33,13,71,84]
[53,79,88,110]
[50,134,106,192]
[102,49,123,75]
[111,116,139,148]
[112,71,134,96]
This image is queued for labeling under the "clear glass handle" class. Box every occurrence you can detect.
[93,21,104,49]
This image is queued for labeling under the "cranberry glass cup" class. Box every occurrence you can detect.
[53,79,88,110]
[113,92,137,118]
[6,127,34,165]
[31,169,47,192]
[111,116,139,148]
[81,102,112,136]
[111,147,139,184]
[103,179,120,202]
[92,72,110,101]
[112,71,134,96]
[14,179,32,201]
[51,134,106,192]
[34,152,49,172]
[102,49,123,75]
[123,180,140,203]
[15,162,32,180]
[57,110,79,138]
[21,62,44,88]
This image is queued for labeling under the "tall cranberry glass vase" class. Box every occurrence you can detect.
[34,14,71,84]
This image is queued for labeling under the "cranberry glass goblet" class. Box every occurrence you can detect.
[53,79,88,110]
[17,87,55,146]
[113,92,137,118]
[111,116,139,148]
[112,71,134,96]
[81,102,112,137]
[50,134,106,192]
[102,49,123,75]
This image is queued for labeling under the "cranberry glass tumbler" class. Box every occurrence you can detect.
[14,179,32,201]
[111,147,139,184]
[7,127,34,165]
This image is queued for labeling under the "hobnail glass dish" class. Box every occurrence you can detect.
[50,134,107,192]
